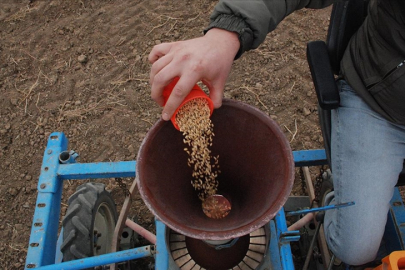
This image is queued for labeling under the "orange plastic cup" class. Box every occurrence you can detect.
[162,77,214,130]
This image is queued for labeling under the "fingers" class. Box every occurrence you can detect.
[150,62,181,107]
[203,79,225,108]
[161,74,200,121]
[150,53,174,85]
[149,42,178,107]
[208,87,224,108]
[148,43,173,63]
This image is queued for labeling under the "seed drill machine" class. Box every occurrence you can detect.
[24,0,405,269]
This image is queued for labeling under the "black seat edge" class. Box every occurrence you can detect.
[306,41,340,110]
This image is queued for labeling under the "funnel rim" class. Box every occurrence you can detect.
[136,99,294,240]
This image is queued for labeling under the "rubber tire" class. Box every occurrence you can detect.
[61,182,117,262]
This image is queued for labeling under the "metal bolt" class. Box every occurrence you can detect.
[40,184,46,189]
[47,150,52,154]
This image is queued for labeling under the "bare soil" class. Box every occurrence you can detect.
[0,1,332,269]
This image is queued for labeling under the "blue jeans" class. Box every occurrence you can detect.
[324,80,405,266]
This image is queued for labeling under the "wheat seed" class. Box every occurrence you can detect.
[176,98,220,201]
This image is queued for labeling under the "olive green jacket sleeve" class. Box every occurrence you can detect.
[206,0,337,58]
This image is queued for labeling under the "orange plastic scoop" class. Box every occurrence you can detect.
[162,77,214,130]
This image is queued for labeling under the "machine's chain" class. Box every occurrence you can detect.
[115,177,130,197]
[312,166,325,206]
[299,166,326,207]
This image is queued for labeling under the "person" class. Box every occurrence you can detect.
[148,0,405,267]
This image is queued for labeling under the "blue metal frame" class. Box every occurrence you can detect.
[57,161,136,180]
[272,209,299,269]
[155,220,170,270]
[34,246,153,270]
[293,149,328,166]
[25,132,405,269]
[25,133,68,268]
[25,132,139,269]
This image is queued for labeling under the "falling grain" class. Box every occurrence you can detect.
[176,98,220,201]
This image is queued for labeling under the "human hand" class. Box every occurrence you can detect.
[149,28,240,121]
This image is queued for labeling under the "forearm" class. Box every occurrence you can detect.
[206,0,337,57]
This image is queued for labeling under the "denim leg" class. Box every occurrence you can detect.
[323,80,405,266]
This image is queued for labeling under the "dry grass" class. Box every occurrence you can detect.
[4,5,33,22]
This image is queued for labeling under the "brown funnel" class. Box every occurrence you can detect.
[136,99,294,240]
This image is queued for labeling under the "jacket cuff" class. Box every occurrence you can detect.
[204,14,254,59]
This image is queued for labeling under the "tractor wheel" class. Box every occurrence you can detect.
[61,182,117,262]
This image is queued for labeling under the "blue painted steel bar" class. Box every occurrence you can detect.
[279,231,300,243]
[155,219,170,270]
[275,208,296,269]
[286,201,355,216]
[268,220,283,269]
[57,161,136,180]
[35,246,153,270]
[25,132,68,269]
[293,149,328,167]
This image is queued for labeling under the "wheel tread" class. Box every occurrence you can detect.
[77,193,93,210]
[61,183,117,263]
[62,203,81,227]
[72,216,90,236]
[60,230,75,252]
[70,244,87,259]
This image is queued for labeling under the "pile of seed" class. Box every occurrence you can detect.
[176,98,220,201]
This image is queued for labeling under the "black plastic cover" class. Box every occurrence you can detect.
[307,41,340,110]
